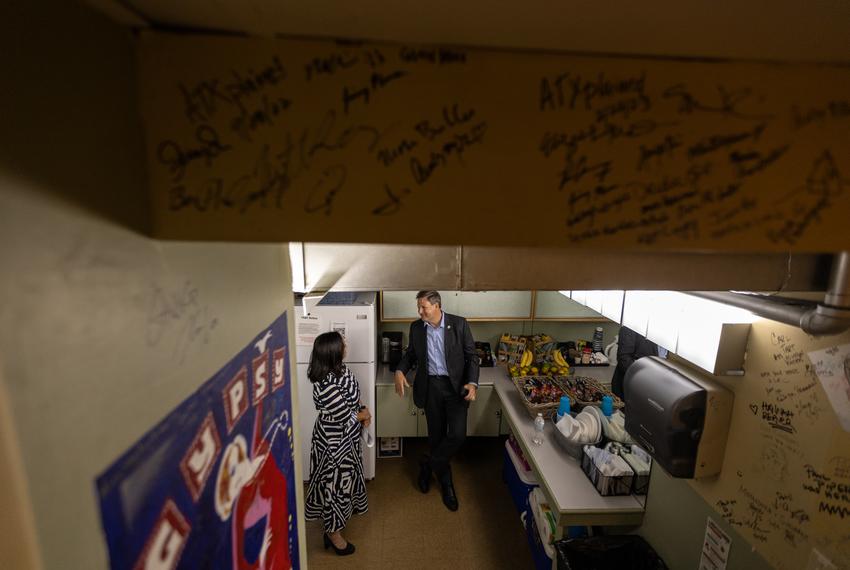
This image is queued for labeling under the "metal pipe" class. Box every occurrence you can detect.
[823,251,850,308]
[690,251,850,336]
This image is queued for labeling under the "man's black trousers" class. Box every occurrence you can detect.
[423,375,467,484]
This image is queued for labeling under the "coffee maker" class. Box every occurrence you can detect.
[381,331,404,371]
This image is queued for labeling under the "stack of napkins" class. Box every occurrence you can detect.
[555,408,601,445]
[585,446,633,477]
[622,446,651,476]
[601,410,635,444]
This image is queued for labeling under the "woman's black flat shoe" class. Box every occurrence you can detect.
[324,534,355,556]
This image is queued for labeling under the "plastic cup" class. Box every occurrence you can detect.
[558,396,571,416]
[601,395,613,417]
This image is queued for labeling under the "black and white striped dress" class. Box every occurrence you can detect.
[304,365,368,533]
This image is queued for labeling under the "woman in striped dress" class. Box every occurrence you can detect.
[304,332,371,556]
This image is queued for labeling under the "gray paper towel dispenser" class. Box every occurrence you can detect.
[624,357,733,478]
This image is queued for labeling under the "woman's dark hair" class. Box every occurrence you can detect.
[307,331,345,383]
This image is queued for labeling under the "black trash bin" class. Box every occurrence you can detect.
[555,535,668,570]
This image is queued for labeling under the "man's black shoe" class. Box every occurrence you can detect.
[440,482,459,511]
[418,462,431,494]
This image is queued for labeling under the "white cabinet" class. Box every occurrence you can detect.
[381,291,460,320]
[381,290,533,320]
[376,383,510,436]
[382,290,609,321]
[375,385,429,437]
[467,385,502,436]
[533,291,607,320]
[376,385,418,437]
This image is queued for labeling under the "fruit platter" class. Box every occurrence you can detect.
[508,350,570,379]
[512,375,575,419]
[558,375,624,410]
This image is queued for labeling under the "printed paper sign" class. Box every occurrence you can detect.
[96,312,299,569]
[296,314,322,346]
[699,516,731,570]
[808,343,850,432]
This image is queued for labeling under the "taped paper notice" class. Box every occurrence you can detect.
[296,315,322,346]
[331,321,347,339]
[699,517,731,570]
[808,343,850,432]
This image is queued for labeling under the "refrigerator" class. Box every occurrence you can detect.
[295,291,377,481]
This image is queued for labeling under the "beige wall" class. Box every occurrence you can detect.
[0,2,299,568]
[638,322,850,569]
[138,32,850,251]
[4,2,849,570]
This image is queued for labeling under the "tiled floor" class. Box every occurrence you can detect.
[304,437,534,569]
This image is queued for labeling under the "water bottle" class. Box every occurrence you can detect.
[592,326,604,353]
[533,413,545,445]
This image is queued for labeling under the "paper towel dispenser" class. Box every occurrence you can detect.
[624,357,733,478]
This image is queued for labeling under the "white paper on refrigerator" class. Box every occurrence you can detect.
[296,315,323,346]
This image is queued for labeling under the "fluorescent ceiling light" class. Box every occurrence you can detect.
[645,291,686,351]
[677,296,755,374]
[600,290,625,322]
[622,291,655,336]
[585,291,605,313]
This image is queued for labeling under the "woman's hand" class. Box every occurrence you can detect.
[357,406,372,428]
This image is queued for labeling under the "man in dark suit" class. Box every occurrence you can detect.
[611,325,668,400]
[394,290,479,511]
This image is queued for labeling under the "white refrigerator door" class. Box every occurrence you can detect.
[317,303,376,364]
[296,362,317,482]
[295,361,376,482]
[347,361,376,480]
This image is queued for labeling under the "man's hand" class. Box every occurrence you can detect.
[463,383,478,402]
[394,370,410,398]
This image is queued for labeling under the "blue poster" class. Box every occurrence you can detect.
[96,312,299,570]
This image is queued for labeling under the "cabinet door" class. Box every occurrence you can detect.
[381,291,461,320]
[498,408,512,435]
[534,290,606,319]
[381,290,532,320]
[416,408,429,437]
[467,386,502,436]
[456,291,533,319]
[376,385,418,437]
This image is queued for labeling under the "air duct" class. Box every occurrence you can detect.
[690,251,850,336]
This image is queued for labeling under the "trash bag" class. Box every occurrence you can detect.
[555,535,668,570]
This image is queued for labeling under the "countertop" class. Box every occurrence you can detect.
[494,367,645,527]
[375,363,502,386]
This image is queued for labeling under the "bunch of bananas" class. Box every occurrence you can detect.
[553,348,569,368]
[519,349,533,368]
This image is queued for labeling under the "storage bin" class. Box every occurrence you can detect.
[631,471,650,496]
[527,489,556,570]
[527,488,586,570]
[580,446,634,496]
[552,411,602,460]
[555,535,668,570]
[503,439,538,514]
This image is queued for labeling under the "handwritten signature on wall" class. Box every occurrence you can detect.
[146,281,219,364]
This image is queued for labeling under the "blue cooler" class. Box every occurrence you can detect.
[527,488,587,570]
[526,489,555,570]
[502,439,538,514]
